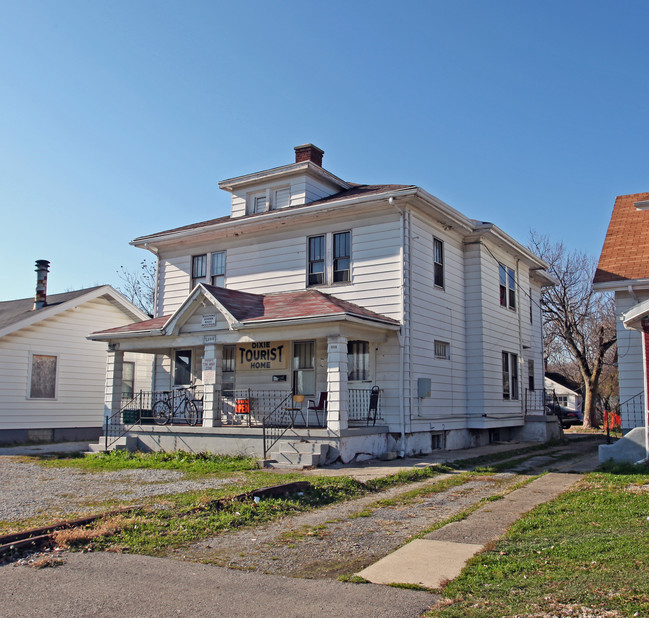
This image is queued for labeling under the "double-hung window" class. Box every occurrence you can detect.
[29,354,57,399]
[433,238,444,288]
[307,231,351,286]
[333,232,351,283]
[347,340,369,381]
[293,341,315,396]
[499,264,516,310]
[211,251,225,287]
[121,361,135,399]
[502,351,519,400]
[192,252,226,289]
[528,359,535,392]
[192,254,207,288]
[308,236,326,286]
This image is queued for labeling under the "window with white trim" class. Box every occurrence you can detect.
[247,186,292,214]
[499,264,516,310]
[434,340,450,360]
[273,187,291,210]
[502,351,519,400]
[293,341,315,396]
[29,354,57,399]
[433,238,444,288]
[174,350,192,386]
[348,340,369,381]
[192,252,226,289]
[191,254,207,288]
[121,362,135,399]
[307,231,351,287]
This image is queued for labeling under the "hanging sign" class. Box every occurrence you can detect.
[236,341,288,371]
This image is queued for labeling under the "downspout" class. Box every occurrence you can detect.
[516,258,524,416]
[390,196,407,457]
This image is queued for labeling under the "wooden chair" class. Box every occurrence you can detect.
[367,386,380,426]
[307,392,327,427]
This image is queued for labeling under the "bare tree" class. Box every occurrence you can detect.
[117,258,156,317]
[530,232,617,428]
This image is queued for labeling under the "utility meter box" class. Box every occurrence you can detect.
[417,378,431,398]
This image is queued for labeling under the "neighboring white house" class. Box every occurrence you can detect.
[594,192,649,434]
[90,144,555,464]
[544,373,582,411]
[0,261,152,445]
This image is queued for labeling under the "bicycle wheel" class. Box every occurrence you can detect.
[185,399,199,426]
[152,400,171,425]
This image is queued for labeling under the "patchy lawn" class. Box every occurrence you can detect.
[431,462,649,617]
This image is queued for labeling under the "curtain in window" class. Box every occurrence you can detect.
[348,340,369,381]
[293,341,315,395]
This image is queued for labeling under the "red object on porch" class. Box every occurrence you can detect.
[235,399,250,414]
[604,410,621,431]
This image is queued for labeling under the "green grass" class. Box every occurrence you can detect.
[34,450,260,476]
[430,466,649,617]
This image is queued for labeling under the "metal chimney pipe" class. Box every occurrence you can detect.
[33,260,50,310]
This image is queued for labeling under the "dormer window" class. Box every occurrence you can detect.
[247,186,291,214]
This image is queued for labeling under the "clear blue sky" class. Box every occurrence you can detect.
[2,0,648,300]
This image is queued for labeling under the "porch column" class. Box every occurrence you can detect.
[201,343,221,427]
[326,335,349,432]
[104,347,124,423]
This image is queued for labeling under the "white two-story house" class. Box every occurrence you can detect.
[90,144,554,464]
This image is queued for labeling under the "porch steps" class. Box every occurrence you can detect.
[85,436,137,454]
[269,441,329,469]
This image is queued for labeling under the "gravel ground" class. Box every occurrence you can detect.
[180,472,520,578]
[0,458,235,522]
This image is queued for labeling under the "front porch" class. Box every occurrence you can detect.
[100,386,384,461]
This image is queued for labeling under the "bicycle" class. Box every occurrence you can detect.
[152,387,201,426]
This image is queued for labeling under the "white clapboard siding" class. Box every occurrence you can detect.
[615,290,647,405]
[158,255,191,315]
[0,297,152,430]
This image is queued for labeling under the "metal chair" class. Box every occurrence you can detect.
[367,386,380,426]
[307,392,327,427]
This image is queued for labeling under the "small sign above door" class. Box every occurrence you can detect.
[201,314,217,328]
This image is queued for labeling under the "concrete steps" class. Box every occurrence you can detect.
[269,441,329,469]
[85,436,137,454]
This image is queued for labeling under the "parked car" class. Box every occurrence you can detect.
[545,402,583,428]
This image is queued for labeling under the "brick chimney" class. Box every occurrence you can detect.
[294,143,324,167]
[33,260,50,310]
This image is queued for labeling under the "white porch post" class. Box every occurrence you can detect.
[104,347,124,423]
[326,335,348,432]
[201,343,221,427]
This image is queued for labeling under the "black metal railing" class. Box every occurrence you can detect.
[103,387,204,452]
[619,391,644,431]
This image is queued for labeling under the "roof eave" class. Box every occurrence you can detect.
[218,161,351,192]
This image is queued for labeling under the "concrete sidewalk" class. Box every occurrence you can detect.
[356,448,599,589]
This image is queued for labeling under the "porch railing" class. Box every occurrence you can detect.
[619,391,644,431]
[103,388,204,452]
[348,388,382,424]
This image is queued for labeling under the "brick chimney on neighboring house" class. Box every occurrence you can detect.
[294,143,324,167]
[33,260,50,310]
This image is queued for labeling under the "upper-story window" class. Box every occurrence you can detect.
[192,252,226,289]
[308,236,326,286]
[433,238,444,288]
[247,186,291,214]
[192,254,207,288]
[211,251,225,287]
[499,264,516,310]
[308,231,351,287]
[333,232,351,283]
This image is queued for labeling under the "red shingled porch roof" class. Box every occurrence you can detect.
[92,288,399,336]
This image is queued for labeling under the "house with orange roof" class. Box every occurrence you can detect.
[594,193,649,460]
[89,144,555,465]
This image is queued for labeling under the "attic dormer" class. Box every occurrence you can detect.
[219,144,351,218]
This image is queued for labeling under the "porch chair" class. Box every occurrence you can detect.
[306,392,327,427]
[367,386,380,426]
